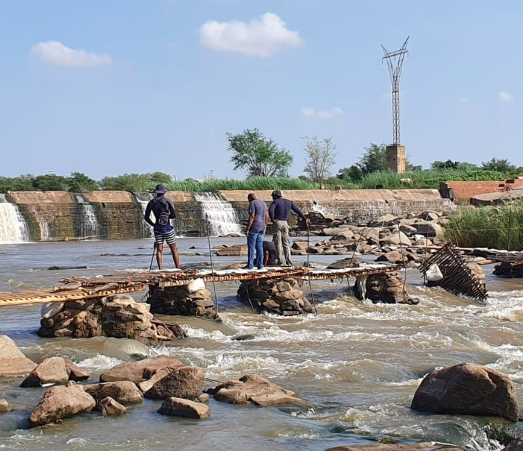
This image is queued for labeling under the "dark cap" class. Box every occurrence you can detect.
[271,190,282,198]
[154,184,168,194]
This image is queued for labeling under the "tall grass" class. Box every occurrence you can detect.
[356,169,505,190]
[151,177,319,192]
[444,200,523,250]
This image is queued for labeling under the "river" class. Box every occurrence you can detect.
[0,238,522,451]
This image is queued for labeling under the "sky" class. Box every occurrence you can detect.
[0,0,522,181]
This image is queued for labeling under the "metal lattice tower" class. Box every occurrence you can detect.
[382,37,409,145]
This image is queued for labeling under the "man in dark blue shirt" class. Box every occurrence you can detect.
[268,190,309,266]
[144,184,181,270]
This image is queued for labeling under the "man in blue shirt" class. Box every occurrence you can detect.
[269,190,309,267]
[244,193,269,269]
[144,184,181,270]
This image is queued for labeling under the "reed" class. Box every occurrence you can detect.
[151,177,319,192]
[444,201,523,250]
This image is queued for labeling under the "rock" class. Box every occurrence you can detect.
[325,444,463,451]
[327,258,361,269]
[215,245,247,256]
[98,396,126,416]
[158,397,210,419]
[412,222,443,238]
[196,393,210,403]
[0,334,36,377]
[381,230,411,246]
[41,302,65,319]
[503,437,523,451]
[99,355,184,383]
[21,357,89,387]
[213,374,306,406]
[369,214,397,227]
[85,381,143,404]
[38,296,184,343]
[399,224,417,235]
[411,363,519,422]
[0,399,12,412]
[139,366,205,400]
[237,278,313,315]
[28,382,96,427]
[418,211,440,221]
[147,284,215,318]
[376,251,408,264]
[353,272,413,304]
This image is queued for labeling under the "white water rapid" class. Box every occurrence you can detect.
[134,193,154,238]
[194,192,242,236]
[0,194,29,243]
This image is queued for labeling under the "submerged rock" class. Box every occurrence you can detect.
[28,381,96,427]
[98,396,126,416]
[85,381,143,405]
[158,397,210,419]
[411,363,519,422]
[210,374,307,406]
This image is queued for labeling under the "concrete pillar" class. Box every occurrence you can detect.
[386,145,406,173]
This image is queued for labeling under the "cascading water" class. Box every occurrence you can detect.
[194,192,242,236]
[75,194,100,237]
[133,193,154,238]
[311,201,340,216]
[0,194,29,243]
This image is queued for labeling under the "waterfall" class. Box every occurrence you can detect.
[311,202,339,216]
[194,192,242,236]
[0,194,29,243]
[134,193,154,238]
[75,195,100,237]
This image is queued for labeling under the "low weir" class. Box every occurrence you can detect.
[0,189,453,242]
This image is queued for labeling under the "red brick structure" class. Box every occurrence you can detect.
[440,178,523,202]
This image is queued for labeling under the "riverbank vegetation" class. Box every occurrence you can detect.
[444,201,523,250]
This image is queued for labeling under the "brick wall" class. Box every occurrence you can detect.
[441,178,523,201]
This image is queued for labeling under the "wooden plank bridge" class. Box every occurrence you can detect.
[0,264,403,307]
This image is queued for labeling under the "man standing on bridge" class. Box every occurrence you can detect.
[269,190,309,267]
[144,184,181,270]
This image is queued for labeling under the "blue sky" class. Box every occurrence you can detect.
[0,0,521,181]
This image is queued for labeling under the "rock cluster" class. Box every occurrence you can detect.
[38,294,185,343]
[353,271,417,304]
[0,334,36,377]
[147,278,215,317]
[411,363,519,422]
[214,244,247,256]
[21,357,89,387]
[237,278,314,315]
[17,355,303,427]
[291,211,446,265]
[493,261,523,278]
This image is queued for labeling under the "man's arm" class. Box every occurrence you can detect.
[290,202,309,222]
[269,202,276,222]
[168,199,177,219]
[246,212,255,234]
[144,203,155,227]
[265,211,269,226]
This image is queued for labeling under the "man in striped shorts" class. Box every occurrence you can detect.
[144,184,181,270]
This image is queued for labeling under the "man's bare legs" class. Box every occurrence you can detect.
[156,243,164,270]
[169,243,181,268]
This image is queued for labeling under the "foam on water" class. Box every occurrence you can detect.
[76,354,125,370]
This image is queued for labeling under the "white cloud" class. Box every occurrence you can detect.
[300,107,342,120]
[31,41,112,67]
[199,12,302,57]
[499,91,514,103]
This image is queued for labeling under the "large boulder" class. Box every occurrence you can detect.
[380,230,411,246]
[0,335,36,377]
[158,397,210,419]
[98,396,126,416]
[411,222,443,238]
[503,436,523,451]
[411,363,519,422]
[211,374,306,406]
[138,366,205,400]
[21,357,89,387]
[99,355,184,383]
[85,381,143,404]
[28,381,96,427]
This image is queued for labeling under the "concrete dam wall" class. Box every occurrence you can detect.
[0,189,453,243]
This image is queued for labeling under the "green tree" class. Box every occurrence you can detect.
[100,173,151,192]
[337,165,363,182]
[357,143,387,174]
[32,174,70,191]
[481,158,516,173]
[302,136,336,187]
[0,176,35,193]
[149,172,172,185]
[227,128,293,177]
[67,172,99,193]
